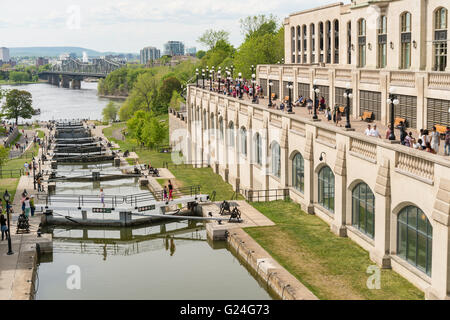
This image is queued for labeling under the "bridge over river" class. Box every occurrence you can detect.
[39,57,125,89]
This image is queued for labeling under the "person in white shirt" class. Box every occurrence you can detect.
[365,125,372,136]
[370,125,382,138]
[430,126,440,153]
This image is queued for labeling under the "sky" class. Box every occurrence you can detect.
[0,0,344,53]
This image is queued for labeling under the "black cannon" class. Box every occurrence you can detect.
[219,200,231,216]
[123,150,130,157]
[17,214,30,234]
[229,207,242,223]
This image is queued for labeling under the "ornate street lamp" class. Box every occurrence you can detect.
[251,74,257,103]
[209,70,213,91]
[313,80,320,120]
[217,70,222,92]
[32,156,36,190]
[195,68,199,87]
[238,72,243,99]
[230,65,235,80]
[268,81,273,107]
[287,82,293,112]
[343,83,353,129]
[226,71,231,95]
[211,66,215,83]
[3,190,14,255]
[202,69,205,89]
[387,87,400,141]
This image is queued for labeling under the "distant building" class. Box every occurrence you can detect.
[163,41,185,56]
[186,47,197,57]
[140,46,161,64]
[0,47,10,62]
[36,57,49,67]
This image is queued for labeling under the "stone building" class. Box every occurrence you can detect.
[175,0,450,300]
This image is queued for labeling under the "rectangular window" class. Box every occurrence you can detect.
[427,98,450,128]
[360,90,382,120]
[395,95,417,128]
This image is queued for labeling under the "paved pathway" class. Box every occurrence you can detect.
[8,130,36,159]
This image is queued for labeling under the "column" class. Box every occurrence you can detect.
[280,125,289,188]
[331,143,347,237]
[303,130,315,214]
[373,157,392,268]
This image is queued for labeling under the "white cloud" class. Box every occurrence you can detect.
[0,0,345,52]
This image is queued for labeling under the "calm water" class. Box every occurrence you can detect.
[0,82,111,122]
[36,162,274,299]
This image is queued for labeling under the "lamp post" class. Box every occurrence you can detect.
[3,190,14,255]
[268,81,273,107]
[387,87,400,141]
[287,82,293,112]
[32,156,36,190]
[251,74,257,103]
[230,65,235,80]
[313,80,320,120]
[343,83,353,129]
[226,71,231,95]
[217,70,221,92]
[209,70,213,91]
[238,72,243,99]
[195,68,199,87]
[202,69,205,89]
[211,66,215,83]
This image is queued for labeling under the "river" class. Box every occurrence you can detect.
[1,82,112,122]
[21,83,275,300]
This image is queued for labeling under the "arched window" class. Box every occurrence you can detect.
[271,142,281,177]
[318,166,335,212]
[219,117,224,141]
[319,22,324,62]
[358,19,366,67]
[434,8,448,71]
[352,182,375,238]
[254,133,262,165]
[297,26,302,63]
[240,127,247,156]
[326,21,332,63]
[303,25,308,63]
[400,12,412,69]
[311,23,316,63]
[334,20,339,64]
[378,15,387,68]
[228,121,235,147]
[397,206,432,276]
[347,21,352,64]
[292,153,304,193]
[291,26,296,63]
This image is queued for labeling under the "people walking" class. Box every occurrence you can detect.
[430,126,440,154]
[1,213,8,241]
[30,195,35,217]
[24,197,31,218]
[100,188,105,207]
[168,180,174,201]
[370,125,382,139]
[163,186,168,201]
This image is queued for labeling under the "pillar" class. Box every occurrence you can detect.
[303,131,315,214]
[61,76,70,88]
[427,178,450,300]
[331,143,347,237]
[373,157,392,268]
[71,79,81,89]
[280,125,289,188]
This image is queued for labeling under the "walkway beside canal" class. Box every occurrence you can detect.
[0,127,51,300]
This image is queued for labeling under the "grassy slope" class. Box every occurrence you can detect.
[245,200,424,300]
[103,122,239,200]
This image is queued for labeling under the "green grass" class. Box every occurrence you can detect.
[103,122,240,200]
[245,200,424,300]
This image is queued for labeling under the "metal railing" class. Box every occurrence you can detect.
[0,168,24,179]
[153,185,202,201]
[162,161,210,169]
[244,189,290,202]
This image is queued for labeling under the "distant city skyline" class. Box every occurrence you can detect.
[0,0,342,53]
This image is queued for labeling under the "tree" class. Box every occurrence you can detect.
[0,146,8,167]
[102,102,119,122]
[196,50,206,59]
[1,89,34,124]
[198,29,230,50]
[9,71,31,83]
[240,14,279,40]
[158,76,181,112]
[132,72,159,113]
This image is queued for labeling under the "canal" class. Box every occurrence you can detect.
[17,83,276,300]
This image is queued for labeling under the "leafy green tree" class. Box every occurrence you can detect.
[0,146,8,167]
[196,50,206,59]
[158,76,181,111]
[102,102,119,122]
[240,14,279,40]
[1,89,34,124]
[9,71,31,83]
[131,72,159,113]
[198,29,230,50]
